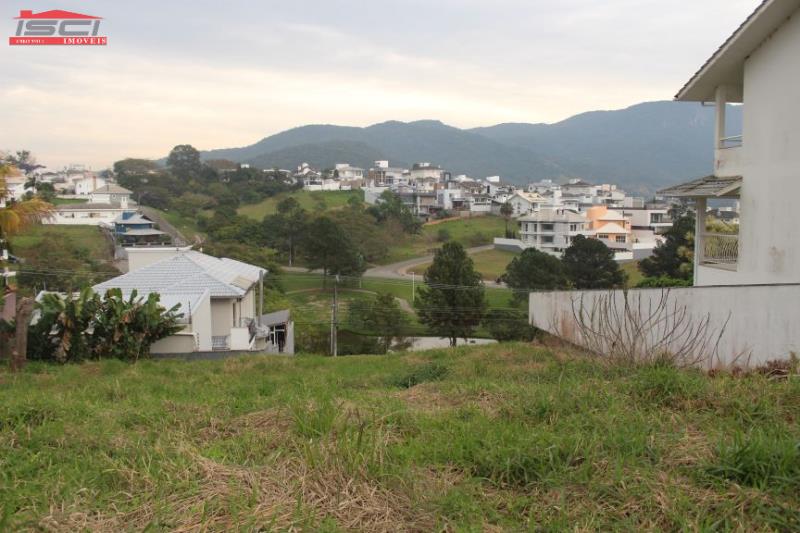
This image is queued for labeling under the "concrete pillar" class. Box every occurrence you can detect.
[714,86,727,149]
[694,197,707,283]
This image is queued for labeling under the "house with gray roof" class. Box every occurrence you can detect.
[93,248,293,354]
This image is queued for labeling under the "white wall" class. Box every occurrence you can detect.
[191,293,213,351]
[731,12,800,285]
[211,298,234,336]
[529,285,800,368]
[44,209,120,226]
[125,247,191,272]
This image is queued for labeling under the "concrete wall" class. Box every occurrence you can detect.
[191,292,213,352]
[126,246,191,272]
[730,12,800,285]
[211,298,234,336]
[529,284,800,368]
[150,333,197,354]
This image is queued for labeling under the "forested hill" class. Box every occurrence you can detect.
[201,101,742,195]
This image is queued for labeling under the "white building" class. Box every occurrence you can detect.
[518,208,590,254]
[94,248,294,354]
[73,174,107,195]
[529,0,800,367]
[507,191,546,217]
[334,163,364,180]
[45,184,134,226]
[660,0,800,287]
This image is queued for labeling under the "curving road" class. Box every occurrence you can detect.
[283,244,505,288]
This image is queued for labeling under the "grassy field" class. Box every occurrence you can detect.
[2,344,798,530]
[410,248,518,281]
[274,272,514,309]
[382,216,508,264]
[238,190,364,220]
[150,208,204,242]
[10,225,112,261]
[621,260,644,287]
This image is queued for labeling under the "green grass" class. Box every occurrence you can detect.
[621,260,644,287]
[382,216,507,264]
[238,190,364,220]
[2,345,798,530]
[411,248,518,281]
[10,225,111,261]
[276,272,514,309]
[150,208,203,241]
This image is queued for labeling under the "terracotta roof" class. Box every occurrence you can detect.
[658,175,742,198]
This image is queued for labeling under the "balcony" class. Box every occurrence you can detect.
[700,233,738,270]
[714,138,743,178]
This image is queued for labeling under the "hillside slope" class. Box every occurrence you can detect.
[2,343,796,530]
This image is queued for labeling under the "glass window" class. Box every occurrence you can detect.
[542,223,554,231]
[542,236,554,243]
[616,235,626,243]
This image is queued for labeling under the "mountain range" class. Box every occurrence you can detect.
[200,101,742,195]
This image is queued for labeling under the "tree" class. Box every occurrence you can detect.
[166,144,202,181]
[29,288,181,363]
[368,190,421,234]
[0,159,53,247]
[502,248,568,305]
[639,213,695,280]
[500,202,514,237]
[482,308,538,342]
[302,216,365,279]
[346,292,409,353]
[265,197,308,266]
[415,242,486,346]
[562,235,624,289]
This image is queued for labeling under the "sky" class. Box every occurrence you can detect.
[0,0,759,169]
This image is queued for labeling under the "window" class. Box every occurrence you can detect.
[541,223,554,231]
[598,234,609,239]
[616,235,626,243]
[569,223,579,231]
[542,236,554,244]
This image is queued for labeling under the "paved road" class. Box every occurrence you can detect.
[283,244,506,288]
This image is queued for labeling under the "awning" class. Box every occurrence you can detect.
[658,175,742,198]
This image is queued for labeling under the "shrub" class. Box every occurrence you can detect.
[388,362,449,389]
[636,276,693,288]
[437,228,451,242]
[482,309,538,341]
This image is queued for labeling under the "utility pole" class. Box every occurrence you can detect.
[330,275,339,357]
[11,297,33,372]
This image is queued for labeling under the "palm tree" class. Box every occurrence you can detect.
[0,159,53,241]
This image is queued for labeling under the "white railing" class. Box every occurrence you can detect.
[211,335,230,351]
[702,233,738,267]
[719,134,742,148]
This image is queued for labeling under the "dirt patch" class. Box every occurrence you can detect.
[396,383,504,416]
[198,407,292,442]
[40,445,436,532]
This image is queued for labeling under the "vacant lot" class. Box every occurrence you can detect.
[10,225,112,263]
[238,190,364,220]
[383,216,507,264]
[411,248,518,281]
[2,344,798,531]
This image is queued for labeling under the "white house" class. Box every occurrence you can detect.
[508,191,546,217]
[529,0,800,367]
[73,174,107,195]
[94,247,294,355]
[90,184,132,206]
[518,208,590,254]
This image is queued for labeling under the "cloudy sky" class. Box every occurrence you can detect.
[1,0,758,168]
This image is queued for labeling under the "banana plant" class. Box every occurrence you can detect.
[34,287,99,362]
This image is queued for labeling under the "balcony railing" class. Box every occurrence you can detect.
[212,335,230,351]
[719,134,742,148]
[701,233,738,268]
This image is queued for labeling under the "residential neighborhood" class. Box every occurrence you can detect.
[1,1,798,531]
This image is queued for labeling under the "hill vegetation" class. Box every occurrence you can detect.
[2,344,797,530]
[200,101,743,194]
